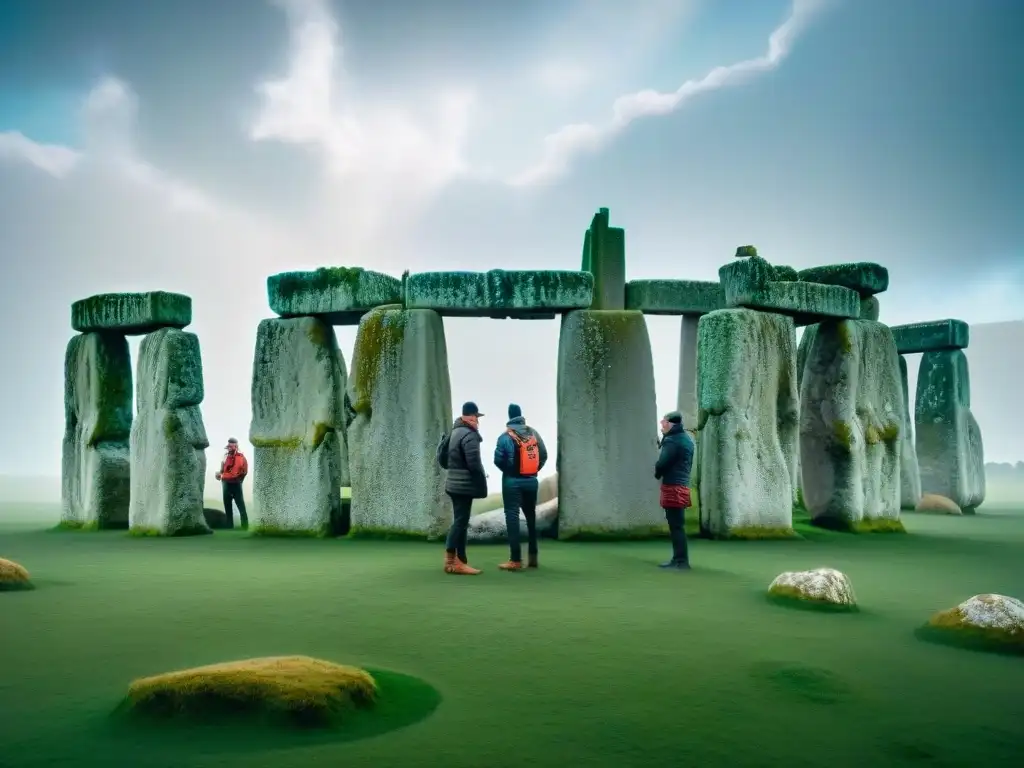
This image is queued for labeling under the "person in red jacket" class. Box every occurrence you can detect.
[216,438,249,530]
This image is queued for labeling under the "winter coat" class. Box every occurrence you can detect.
[654,423,693,488]
[445,418,488,498]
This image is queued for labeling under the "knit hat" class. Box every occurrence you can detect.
[508,403,523,419]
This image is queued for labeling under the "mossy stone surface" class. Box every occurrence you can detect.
[624,280,724,316]
[268,268,403,325]
[721,259,860,325]
[72,292,192,335]
[403,270,592,317]
[890,319,969,354]
[797,262,889,297]
[580,208,625,310]
[859,296,880,320]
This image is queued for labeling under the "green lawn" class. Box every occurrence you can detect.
[1,504,1023,767]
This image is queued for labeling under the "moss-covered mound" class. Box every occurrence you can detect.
[0,557,33,591]
[120,656,378,727]
[917,594,1024,655]
[72,292,192,335]
[268,268,403,325]
[767,567,858,612]
[797,262,889,297]
[624,279,724,316]
[889,319,969,354]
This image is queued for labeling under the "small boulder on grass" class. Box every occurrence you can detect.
[920,594,1024,655]
[0,557,33,591]
[768,567,857,611]
[120,656,377,727]
[915,494,961,515]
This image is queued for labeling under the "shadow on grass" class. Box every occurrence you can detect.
[101,668,441,756]
[765,593,860,614]
[913,625,1024,657]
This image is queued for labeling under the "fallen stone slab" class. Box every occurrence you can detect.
[624,280,724,316]
[72,292,191,335]
[61,332,132,529]
[890,319,969,354]
[720,258,859,325]
[797,262,889,297]
[250,317,348,535]
[467,497,559,542]
[267,267,403,325]
[696,308,798,538]
[404,269,592,318]
[581,207,625,310]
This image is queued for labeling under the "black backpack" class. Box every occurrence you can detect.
[435,431,451,469]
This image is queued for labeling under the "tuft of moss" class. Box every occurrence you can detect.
[128,527,162,537]
[865,425,881,445]
[252,525,330,539]
[832,420,854,451]
[810,515,906,534]
[879,421,900,443]
[118,655,377,728]
[128,525,212,538]
[351,309,407,417]
[346,527,429,541]
[251,436,303,449]
[735,245,758,258]
[836,320,854,353]
[0,557,34,591]
[766,585,859,612]
[52,520,98,532]
[558,524,669,542]
[915,604,1024,656]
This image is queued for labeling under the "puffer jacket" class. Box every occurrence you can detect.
[445,418,488,498]
[494,417,548,480]
[655,423,694,487]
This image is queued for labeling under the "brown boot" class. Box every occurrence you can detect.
[451,558,481,575]
[443,552,456,573]
[498,560,524,571]
[527,554,538,569]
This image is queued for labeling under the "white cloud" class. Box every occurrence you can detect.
[508,0,831,186]
[0,130,81,178]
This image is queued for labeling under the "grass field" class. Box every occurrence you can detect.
[1,503,1023,767]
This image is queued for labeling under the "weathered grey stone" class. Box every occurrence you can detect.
[267,267,403,325]
[696,309,797,537]
[676,315,699,430]
[249,317,348,534]
[798,262,889,297]
[720,257,859,325]
[556,311,662,538]
[61,332,132,529]
[347,308,451,537]
[467,497,559,542]
[860,295,880,320]
[72,292,191,335]
[898,355,922,509]
[624,280,724,316]
[129,328,210,535]
[581,208,625,310]
[404,270,592,318]
[891,319,969,354]
[799,320,903,530]
[915,350,985,511]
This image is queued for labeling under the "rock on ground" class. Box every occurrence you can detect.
[129,328,210,535]
[249,317,348,535]
[915,350,985,511]
[72,292,192,335]
[61,332,133,529]
[926,594,1024,648]
[768,567,857,607]
[696,309,797,537]
[556,310,662,538]
[799,320,904,530]
[915,493,961,514]
[898,354,922,508]
[267,267,403,325]
[468,498,559,542]
[347,308,451,537]
[0,557,32,590]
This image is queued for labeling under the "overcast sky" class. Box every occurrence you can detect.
[1,0,1022,488]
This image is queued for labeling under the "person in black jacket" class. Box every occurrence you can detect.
[654,410,695,569]
[439,401,489,575]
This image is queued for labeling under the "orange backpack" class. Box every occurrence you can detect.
[507,429,540,476]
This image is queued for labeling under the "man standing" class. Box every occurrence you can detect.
[438,402,489,575]
[493,403,548,571]
[216,438,249,530]
[654,411,694,569]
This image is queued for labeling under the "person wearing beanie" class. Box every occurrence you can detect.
[436,401,489,575]
[654,411,695,569]
[492,403,549,570]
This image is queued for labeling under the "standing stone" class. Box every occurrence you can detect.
[347,308,451,537]
[676,315,699,429]
[250,317,348,535]
[581,208,625,310]
[800,320,903,530]
[61,332,132,529]
[556,310,661,538]
[916,350,985,512]
[696,309,798,537]
[130,328,210,535]
[898,355,922,509]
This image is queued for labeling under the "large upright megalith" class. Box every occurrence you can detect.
[130,327,210,535]
[898,355,922,509]
[581,208,625,310]
[799,320,904,530]
[61,332,132,529]
[696,308,798,537]
[250,316,348,535]
[347,307,452,538]
[556,310,662,538]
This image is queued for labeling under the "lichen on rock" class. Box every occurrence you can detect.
[557,310,662,538]
[695,309,798,537]
[898,354,922,509]
[921,594,1024,654]
[799,320,904,531]
[580,208,625,310]
[347,308,451,538]
[914,349,985,510]
[768,567,857,610]
[267,267,403,325]
[624,279,724,316]
[129,328,210,536]
[859,295,880,320]
[249,317,348,535]
[797,262,889,297]
[720,258,860,325]
[890,319,969,355]
[61,332,133,529]
[403,270,592,317]
[71,292,192,335]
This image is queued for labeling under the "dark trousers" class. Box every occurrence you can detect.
[223,481,248,529]
[503,476,539,562]
[664,507,689,563]
[445,492,473,561]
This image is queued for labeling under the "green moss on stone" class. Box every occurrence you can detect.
[128,525,211,538]
[735,245,758,258]
[718,526,801,541]
[836,321,854,353]
[797,262,889,297]
[720,262,860,325]
[772,265,799,281]
[558,524,669,542]
[311,422,332,449]
[865,425,880,445]
[251,525,329,538]
[766,586,859,612]
[811,516,906,534]
[623,279,724,316]
[267,267,403,322]
[915,607,1024,656]
[128,527,162,537]
[251,436,303,449]
[889,319,969,354]
[581,208,626,310]
[571,311,642,397]
[351,309,407,416]
[832,420,854,450]
[346,527,430,541]
[404,270,592,314]
[71,292,192,335]
[879,421,900,443]
[52,520,99,532]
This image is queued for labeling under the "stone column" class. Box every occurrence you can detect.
[676,315,699,430]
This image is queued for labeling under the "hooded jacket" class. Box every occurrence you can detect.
[655,422,694,487]
[445,417,488,498]
[494,416,549,480]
